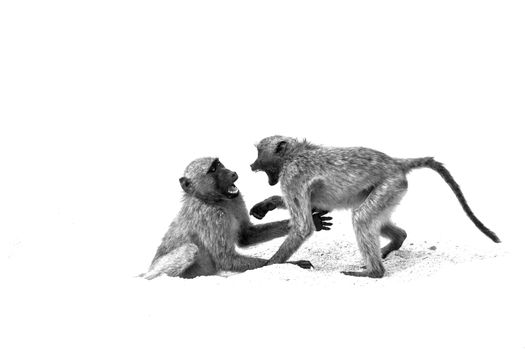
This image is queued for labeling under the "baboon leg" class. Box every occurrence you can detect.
[343,212,384,278]
[180,249,218,279]
[342,177,407,278]
[227,255,268,272]
[222,252,313,271]
[380,223,407,259]
[143,244,199,280]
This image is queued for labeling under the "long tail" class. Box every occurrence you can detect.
[397,157,501,243]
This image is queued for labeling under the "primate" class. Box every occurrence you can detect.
[250,136,500,278]
[141,157,332,280]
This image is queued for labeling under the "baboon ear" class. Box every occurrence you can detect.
[179,177,192,193]
[275,141,287,155]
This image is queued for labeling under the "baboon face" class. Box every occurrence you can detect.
[180,158,239,200]
[208,158,240,199]
[251,136,293,186]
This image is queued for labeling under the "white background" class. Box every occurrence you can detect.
[1,1,524,349]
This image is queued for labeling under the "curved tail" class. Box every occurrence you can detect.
[397,157,501,243]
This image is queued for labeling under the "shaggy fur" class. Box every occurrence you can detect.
[250,136,500,278]
[142,157,330,279]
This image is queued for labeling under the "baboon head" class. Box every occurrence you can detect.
[179,157,239,201]
[251,135,298,186]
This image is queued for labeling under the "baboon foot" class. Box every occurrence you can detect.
[288,260,314,269]
[381,247,397,259]
[381,241,404,259]
[341,269,384,278]
[380,224,407,259]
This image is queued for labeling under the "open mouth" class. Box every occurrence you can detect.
[227,184,239,195]
[266,172,279,186]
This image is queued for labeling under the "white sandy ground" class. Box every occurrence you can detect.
[2,210,524,350]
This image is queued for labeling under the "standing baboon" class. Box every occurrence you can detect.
[250,136,500,278]
[141,157,332,280]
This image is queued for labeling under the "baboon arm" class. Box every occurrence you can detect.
[249,195,286,219]
[262,195,286,209]
[267,233,306,265]
[237,220,290,247]
[267,188,313,264]
[142,244,198,280]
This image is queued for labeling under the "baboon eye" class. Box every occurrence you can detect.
[208,160,220,173]
[275,141,287,154]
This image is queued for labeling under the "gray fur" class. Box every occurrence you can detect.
[251,136,500,278]
[142,157,324,279]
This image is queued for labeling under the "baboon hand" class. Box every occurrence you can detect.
[312,210,333,231]
[250,200,277,220]
[288,260,314,269]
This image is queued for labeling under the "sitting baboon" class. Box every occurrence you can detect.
[250,136,500,278]
[141,157,332,279]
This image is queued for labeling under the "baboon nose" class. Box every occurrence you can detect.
[232,172,238,181]
[250,163,257,171]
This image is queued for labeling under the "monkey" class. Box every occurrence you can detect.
[141,157,333,280]
[250,136,500,278]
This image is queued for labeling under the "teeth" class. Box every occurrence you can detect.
[228,185,239,194]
